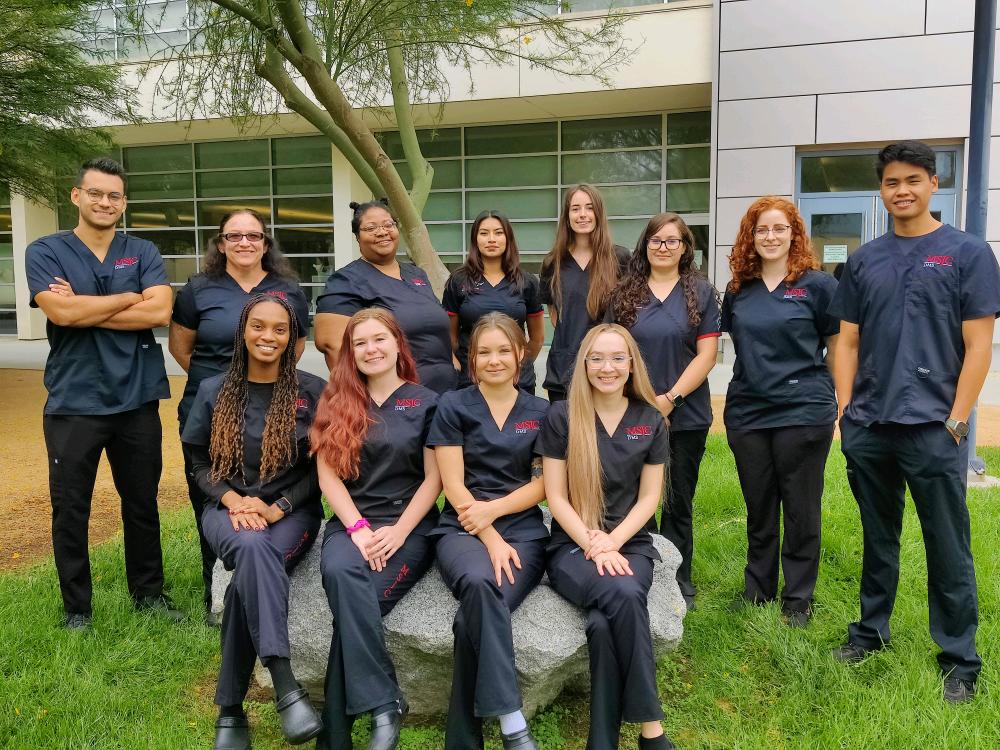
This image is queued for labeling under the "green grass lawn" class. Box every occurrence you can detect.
[2,439,998,749]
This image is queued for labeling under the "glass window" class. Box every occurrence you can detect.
[0,311,16,335]
[599,185,661,217]
[401,224,464,255]
[126,201,196,228]
[161,256,198,285]
[466,189,559,220]
[800,151,958,193]
[666,183,709,213]
[0,205,11,233]
[197,199,271,227]
[124,143,192,173]
[608,219,646,249]
[0,283,14,306]
[273,196,333,225]
[666,146,710,180]
[127,230,197,255]
[283,255,337,284]
[562,150,661,184]
[466,156,557,189]
[196,169,270,198]
[423,193,463,222]
[380,128,461,160]
[273,166,332,196]
[275,228,336,257]
[507,222,558,256]
[465,122,558,156]
[561,115,661,151]
[666,111,711,146]
[395,159,462,191]
[127,172,194,201]
[196,139,269,169]
[272,136,331,166]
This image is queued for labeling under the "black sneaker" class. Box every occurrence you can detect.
[943,675,976,704]
[782,607,812,628]
[831,641,875,664]
[64,612,92,630]
[135,594,186,622]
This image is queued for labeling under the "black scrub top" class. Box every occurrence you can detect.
[536,399,668,559]
[172,272,311,427]
[317,258,457,394]
[721,269,839,430]
[426,386,550,542]
[26,231,170,416]
[614,275,721,431]
[180,370,326,517]
[828,224,1000,426]
[540,246,631,394]
[327,381,440,535]
[442,271,544,391]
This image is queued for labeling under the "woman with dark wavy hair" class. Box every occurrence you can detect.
[539,185,630,401]
[723,196,838,626]
[312,307,441,750]
[182,293,325,750]
[443,210,545,392]
[169,208,310,618]
[608,212,720,611]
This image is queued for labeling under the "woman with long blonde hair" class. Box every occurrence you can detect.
[537,324,676,750]
[539,185,630,401]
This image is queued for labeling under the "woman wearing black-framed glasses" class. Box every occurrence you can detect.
[168,208,311,619]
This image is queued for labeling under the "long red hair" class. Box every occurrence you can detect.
[310,308,418,479]
[727,196,819,294]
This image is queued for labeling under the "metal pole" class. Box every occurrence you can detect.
[964,0,996,476]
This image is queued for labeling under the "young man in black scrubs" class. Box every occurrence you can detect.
[26,158,183,629]
[829,141,1000,702]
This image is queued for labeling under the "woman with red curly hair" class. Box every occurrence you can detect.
[722,196,839,627]
[311,307,442,750]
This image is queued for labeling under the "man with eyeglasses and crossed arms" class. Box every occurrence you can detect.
[26,157,183,630]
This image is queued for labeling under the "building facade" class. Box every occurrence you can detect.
[4,0,999,364]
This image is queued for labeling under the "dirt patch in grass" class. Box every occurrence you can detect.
[0,369,190,571]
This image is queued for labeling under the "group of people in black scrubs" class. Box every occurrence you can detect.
[25,138,999,750]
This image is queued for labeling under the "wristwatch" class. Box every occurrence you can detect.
[945,418,969,438]
[667,391,686,409]
[275,496,293,515]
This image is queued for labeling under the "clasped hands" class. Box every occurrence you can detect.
[584,529,633,577]
[349,524,407,573]
[226,495,284,531]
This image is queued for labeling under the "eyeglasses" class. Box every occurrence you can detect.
[647,237,684,251]
[585,354,631,368]
[222,232,265,243]
[754,225,792,238]
[79,188,125,205]
[360,221,397,233]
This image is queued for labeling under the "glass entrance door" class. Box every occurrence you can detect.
[798,196,877,279]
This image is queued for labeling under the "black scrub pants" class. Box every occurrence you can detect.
[840,419,981,681]
[43,402,166,616]
[726,423,833,611]
[181,441,216,607]
[318,526,435,750]
[201,505,319,706]
[547,545,662,750]
[659,428,708,599]
[435,532,546,750]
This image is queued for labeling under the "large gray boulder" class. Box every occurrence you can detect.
[211,522,686,717]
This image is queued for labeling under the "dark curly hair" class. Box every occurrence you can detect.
[611,213,708,330]
[202,208,296,280]
[727,196,818,294]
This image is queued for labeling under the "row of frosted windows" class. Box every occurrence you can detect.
[377,111,711,272]
[88,0,191,62]
[0,184,14,333]
[547,0,698,11]
[57,135,336,310]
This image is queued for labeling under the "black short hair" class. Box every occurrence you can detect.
[76,157,127,191]
[876,140,937,181]
[349,198,393,236]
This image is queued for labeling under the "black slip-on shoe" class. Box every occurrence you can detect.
[943,675,977,704]
[831,641,878,664]
[782,607,812,628]
[135,594,186,622]
[214,715,250,750]
[638,733,678,749]
[368,697,408,750]
[275,686,323,745]
[502,727,540,750]
[64,612,92,630]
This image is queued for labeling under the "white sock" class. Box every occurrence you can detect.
[499,710,527,736]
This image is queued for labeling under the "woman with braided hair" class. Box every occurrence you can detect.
[607,213,720,611]
[182,294,325,750]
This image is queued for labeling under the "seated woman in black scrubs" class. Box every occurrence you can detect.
[722,196,838,626]
[539,184,630,401]
[608,213,720,610]
[537,324,676,750]
[427,313,549,750]
[314,199,458,394]
[443,211,544,392]
[311,307,442,750]
[170,208,310,616]
[182,294,324,750]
